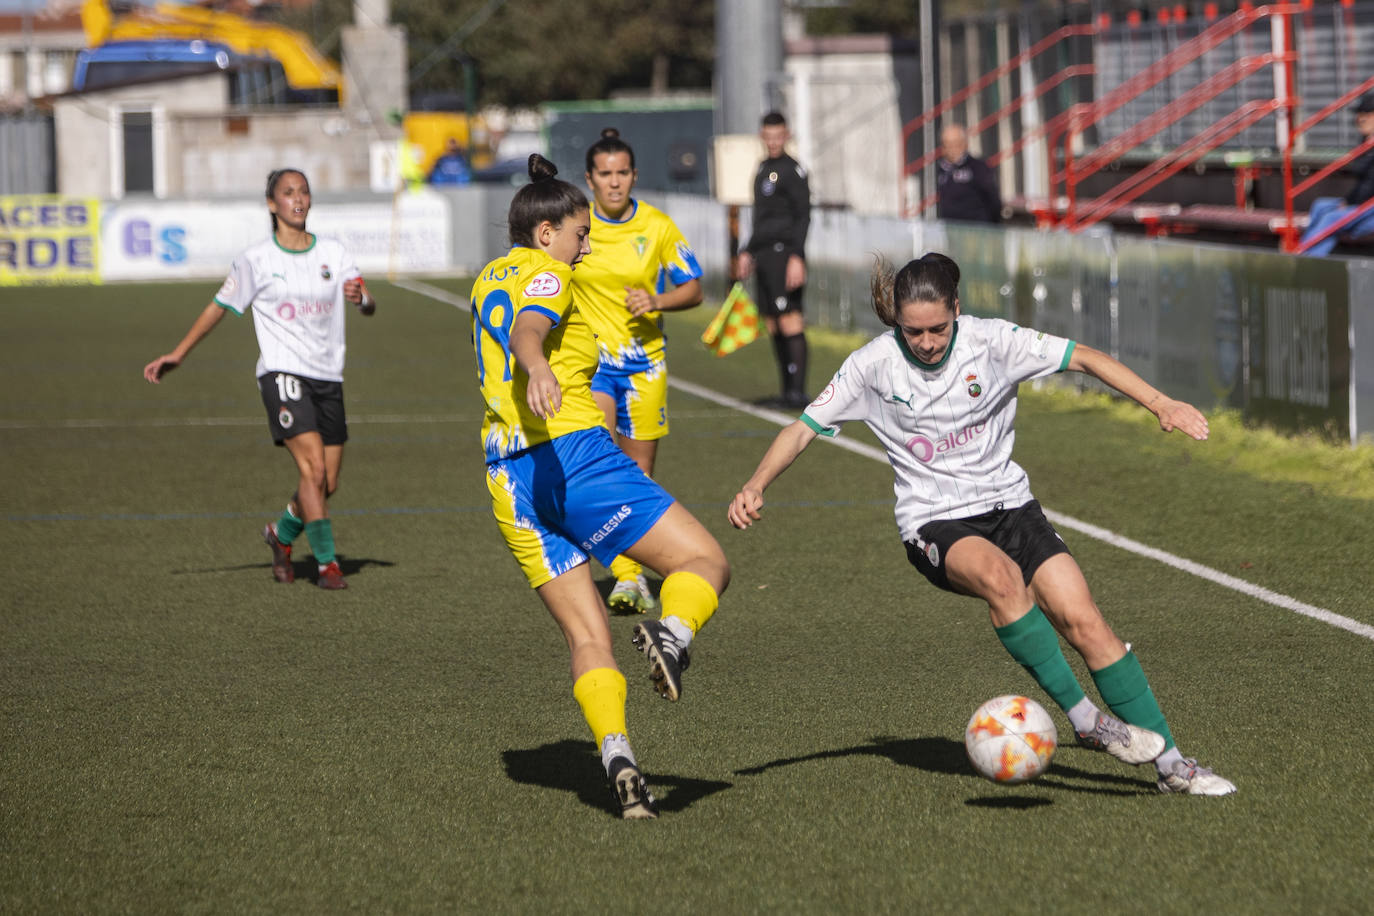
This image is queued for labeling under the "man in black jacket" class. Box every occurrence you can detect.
[1300,91,1374,255]
[935,124,1002,224]
[737,111,812,408]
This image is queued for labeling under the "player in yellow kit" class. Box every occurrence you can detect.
[574,128,705,614]
[471,154,729,819]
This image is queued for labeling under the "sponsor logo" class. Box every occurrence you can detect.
[275,300,334,321]
[524,271,563,298]
[905,423,988,463]
[278,407,294,429]
[581,504,634,551]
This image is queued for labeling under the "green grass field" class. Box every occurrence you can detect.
[3,278,1372,913]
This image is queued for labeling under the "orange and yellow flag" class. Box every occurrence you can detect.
[700,282,760,357]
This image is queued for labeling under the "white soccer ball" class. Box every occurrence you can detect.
[964,695,1058,784]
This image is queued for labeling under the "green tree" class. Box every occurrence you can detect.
[278,0,716,109]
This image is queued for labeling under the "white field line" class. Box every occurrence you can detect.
[403,277,1374,643]
[667,378,1374,643]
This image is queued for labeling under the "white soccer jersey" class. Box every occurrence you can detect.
[213,235,361,382]
[801,314,1074,540]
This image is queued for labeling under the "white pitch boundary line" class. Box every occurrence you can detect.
[668,377,1374,643]
[403,277,1374,643]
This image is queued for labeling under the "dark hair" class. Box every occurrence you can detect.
[585,127,635,173]
[265,168,308,231]
[870,252,961,327]
[761,111,787,128]
[507,154,589,248]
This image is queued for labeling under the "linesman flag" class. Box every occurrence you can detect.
[700,282,761,357]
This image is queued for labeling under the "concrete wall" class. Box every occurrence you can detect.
[781,35,919,217]
[53,72,228,198]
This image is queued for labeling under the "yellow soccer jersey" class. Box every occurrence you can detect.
[572,199,703,372]
[471,247,604,461]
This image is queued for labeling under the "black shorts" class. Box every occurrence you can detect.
[257,372,348,446]
[904,499,1070,594]
[754,243,805,317]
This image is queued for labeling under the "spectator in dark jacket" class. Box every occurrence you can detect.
[935,124,1002,224]
[1300,92,1374,255]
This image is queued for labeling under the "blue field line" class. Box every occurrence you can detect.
[4,497,887,525]
[5,505,490,523]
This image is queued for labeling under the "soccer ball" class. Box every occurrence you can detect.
[964,695,1058,784]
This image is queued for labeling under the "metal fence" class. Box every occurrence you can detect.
[656,192,1369,445]
[0,113,55,194]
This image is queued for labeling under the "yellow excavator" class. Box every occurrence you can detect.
[78,0,490,174]
[80,0,340,96]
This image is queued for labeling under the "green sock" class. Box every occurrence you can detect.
[1090,651,1176,751]
[994,605,1088,713]
[276,506,304,545]
[303,519,336,566]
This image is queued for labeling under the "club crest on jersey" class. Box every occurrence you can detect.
[634,236,648,258]
[320,264,331,280]
[278,407,294,429]
[966,373,982,398]
[524,271,563,298]
[762,171,778,196]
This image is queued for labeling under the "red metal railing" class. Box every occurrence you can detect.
[1287,75,1374,251]
[1058,4,1303,231]
[902,2,1374,251]
[897,23,1098,217]
[903,64,1096,217]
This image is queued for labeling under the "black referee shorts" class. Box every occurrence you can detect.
[754,243,805,317]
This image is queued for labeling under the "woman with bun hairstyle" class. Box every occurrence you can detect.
[470,154,729,819]
[728,252,1235,797]
[573,127,705,615]
[143,167,377,590]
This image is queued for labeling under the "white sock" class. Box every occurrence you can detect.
[600,733,635,772]
[1066,697,1101,735]
[663,616,694,649]
[1155,746,1184,775]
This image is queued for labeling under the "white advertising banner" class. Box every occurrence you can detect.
[99,191,450,281]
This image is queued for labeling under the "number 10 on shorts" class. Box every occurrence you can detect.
[275,373,302,402]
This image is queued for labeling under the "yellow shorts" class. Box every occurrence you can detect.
[590,359,669,441]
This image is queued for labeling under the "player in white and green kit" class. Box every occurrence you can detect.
[728,252,1234,796]
[143,168,377,590]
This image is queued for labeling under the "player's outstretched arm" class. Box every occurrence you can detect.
[1067,344,1209,440]
[728,420,819,529]
[142,302,226,383]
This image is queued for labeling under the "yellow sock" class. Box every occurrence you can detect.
[609,555,642,581]
[660,571,719,635]
[572,667,628,746]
